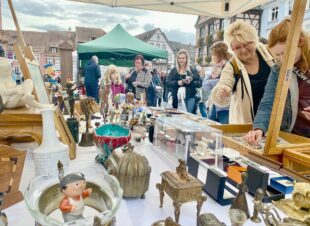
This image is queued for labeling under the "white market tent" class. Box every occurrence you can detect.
[69,0,269,18]
[69,0,309,181]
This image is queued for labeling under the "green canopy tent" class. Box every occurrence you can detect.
[78,24,168,67]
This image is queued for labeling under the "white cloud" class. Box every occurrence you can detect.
[2,0,197,44]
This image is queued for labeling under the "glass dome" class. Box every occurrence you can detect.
[24,164,122,226]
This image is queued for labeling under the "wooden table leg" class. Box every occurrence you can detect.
[173,201,182,223]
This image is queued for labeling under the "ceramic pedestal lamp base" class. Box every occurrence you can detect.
[33,108,69,176]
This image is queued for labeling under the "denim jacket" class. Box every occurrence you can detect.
[253,65,299,134]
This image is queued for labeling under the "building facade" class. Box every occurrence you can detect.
[0,27,105,83]
[260,0,310,39]
[194,9,262,66]
[136,28,175,71]
[169,40,195,68]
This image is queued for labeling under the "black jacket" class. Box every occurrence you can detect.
[166,66,202,98]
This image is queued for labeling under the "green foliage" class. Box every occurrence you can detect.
[205,56,212,65]
[196,57,202,65]
[216,30,224,41]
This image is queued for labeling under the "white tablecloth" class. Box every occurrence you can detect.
[4,141,285,226]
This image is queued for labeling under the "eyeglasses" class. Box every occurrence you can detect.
[231,41,254,52]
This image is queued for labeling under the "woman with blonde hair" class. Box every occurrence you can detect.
[211,21,274,124]
[245,19,310,143]
[166,49,202,113]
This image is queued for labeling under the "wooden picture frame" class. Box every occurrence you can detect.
[26,60,49,104]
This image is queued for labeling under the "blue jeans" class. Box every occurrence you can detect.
[185,97,197,114]
[208,105,229,124]
[85,84,99,103]
[198,102,207,118]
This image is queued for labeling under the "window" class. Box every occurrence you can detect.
[220,19,224,30]
[156,43,160,48]
[91,36,96,40]
[198,48,203,58]
[271,6,279,21]
[199,27,205,38]
[150,42,154,46]
[46,57,54,64]
[51,47,57,53]
[168,54,172,62]
[34,53,40,61]
[157,34,160,40]
[162,44,166,50]
[208,22,214,35]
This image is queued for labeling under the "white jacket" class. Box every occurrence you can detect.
[211,43,274,124]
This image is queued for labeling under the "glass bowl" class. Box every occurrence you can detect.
[24,165,123,226]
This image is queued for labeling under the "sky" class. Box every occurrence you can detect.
[2,0,197,44]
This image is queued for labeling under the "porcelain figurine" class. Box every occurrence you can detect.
[59,173,92,222]
[0,56,50,109]
[230,172,250,219]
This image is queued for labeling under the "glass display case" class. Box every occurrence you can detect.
[154,115,223,170]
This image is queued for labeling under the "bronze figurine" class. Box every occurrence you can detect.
[229,208,247,226]
[176,159,190,181]
[230,172,250,219]
[198,213,226,226]
[65,82,77,118]
[151,217,181,226]
[250,188,264,223]
[58,160,64,182]
[79,97,99,146]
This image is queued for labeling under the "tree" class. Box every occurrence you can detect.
[204,56,212,65]
[196,57,202,65]
[216,30,224,41]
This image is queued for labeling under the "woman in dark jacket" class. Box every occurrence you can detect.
[166,49,202,113]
